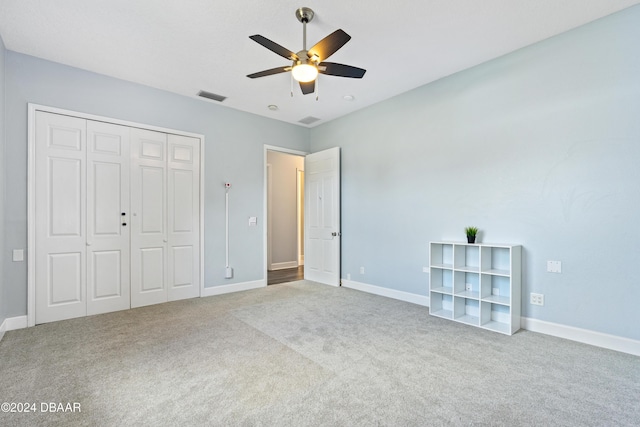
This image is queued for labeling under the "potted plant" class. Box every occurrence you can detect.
[465,226,478,244]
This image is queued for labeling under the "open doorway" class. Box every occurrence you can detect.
[266,149,305,285]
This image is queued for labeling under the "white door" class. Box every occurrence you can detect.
[167,134,200,301]
[86,120,131,315]
[130,128,168,308]
[304,147,341,286]
[35,112,87,323]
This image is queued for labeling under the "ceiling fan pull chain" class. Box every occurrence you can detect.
[316,77,319,101]
[290,72,294,97]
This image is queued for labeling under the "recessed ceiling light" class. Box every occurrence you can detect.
[268,104,279,111]
[343,95,355,101]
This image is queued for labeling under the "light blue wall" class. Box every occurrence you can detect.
[310,6,640,340]
[0,34,6,326]
[3,52,309,318]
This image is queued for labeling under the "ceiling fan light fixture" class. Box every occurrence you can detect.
[291,62,318,82]
[247,7,366,94]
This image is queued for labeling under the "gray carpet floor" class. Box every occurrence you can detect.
[0,280,639,426]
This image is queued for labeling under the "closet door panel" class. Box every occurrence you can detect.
[86,120,131,315]
[131,128,168,308]
[35,112,87,324]
[167,134,200,301]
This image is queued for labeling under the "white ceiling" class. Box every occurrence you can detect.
[1,0,639,127]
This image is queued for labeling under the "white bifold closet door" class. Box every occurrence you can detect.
[35,112,131,323]
[34,111,200,324]
[130,128,200,308]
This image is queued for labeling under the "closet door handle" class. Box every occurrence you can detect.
[122,222,127,226]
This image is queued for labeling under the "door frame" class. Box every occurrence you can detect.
[296,168,304,266]
[27,104,206,327]
[263,145,308,282]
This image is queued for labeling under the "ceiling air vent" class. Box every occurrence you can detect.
[197,90,227,102]
[298,116,321,125]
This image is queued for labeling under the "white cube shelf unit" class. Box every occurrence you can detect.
[429,242,522,335]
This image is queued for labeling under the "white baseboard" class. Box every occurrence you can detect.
[6,315,28,330]
[0,315,29,342]
[521,317,640,357]
[341,279,430,307]
[269,261,298,271]
[340,279,639,357]
[202,279,266,297]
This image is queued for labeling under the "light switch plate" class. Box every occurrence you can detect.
[13,249,24,262]
[547,260,562,273]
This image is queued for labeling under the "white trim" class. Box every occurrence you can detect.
[28,103,206,327]
[201,280,266,297]
[340,279,640,357]
[1,316,32,341]
[199,119,206,307]
[270,261,299,271]
[267,163,272,270]
[27,106,37,327]
[341,279,430,307]
[28,104,205,139]
[296,168,304,266]
[6,316,28,330]
[0,315,29,341]
[521,317,640,357]
[263,145,308,283]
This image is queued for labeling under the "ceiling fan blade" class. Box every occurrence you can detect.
[249,35,298,60]
[308,29,351,62]
[318,62,366,78]
[247,67,291,79]
[299,80,315,95]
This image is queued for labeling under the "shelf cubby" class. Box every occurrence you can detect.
[454,297,480,326]
[480,302,513,335]
[481,246,511,275]
[430,243,454,269]
[453,271,480,299]
[454,244,480,272]
[430,268,453,294]
[480,274,511,306]
[430,293,453,319]
[430,242,521,335]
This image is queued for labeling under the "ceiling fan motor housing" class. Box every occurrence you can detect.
[296,7,314,23]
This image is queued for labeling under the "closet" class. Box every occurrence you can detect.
[33,110,201,324]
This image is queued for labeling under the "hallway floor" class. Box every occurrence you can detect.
[268,266,304,285]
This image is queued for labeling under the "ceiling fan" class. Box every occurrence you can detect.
[247,7,366,96]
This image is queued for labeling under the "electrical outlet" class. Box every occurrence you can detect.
[492,288,499,296]
[360,267,365,274]
[530,293,544,306]
[465,283,472,291]
[422,267,429,273]
[347,273,351,280]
